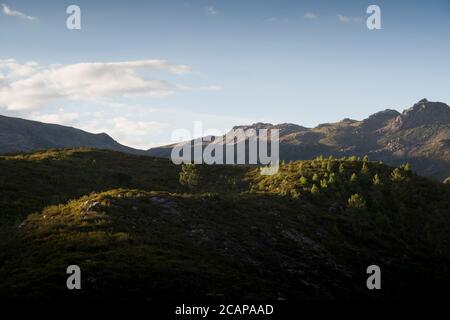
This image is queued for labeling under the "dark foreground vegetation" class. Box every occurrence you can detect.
[0,148,449,299]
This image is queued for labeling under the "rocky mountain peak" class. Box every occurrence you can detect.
[232,122,308,135]
[362,109,401,130]
[392,99,450,130]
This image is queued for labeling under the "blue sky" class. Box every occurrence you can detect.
[1,0,450,148]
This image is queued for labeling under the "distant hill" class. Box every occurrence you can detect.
[148,99,450,181]
[0,115,144,155]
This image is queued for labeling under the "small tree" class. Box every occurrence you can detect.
[179,163,200,190]
[350,173,358,183]
[348,194,366,209]
[328,173,335,184]
[361,162,370,175]
[339,163,345,174]
[391,168,405,182]
[326,161,333,172]
[299,176,308,186]
[312,173,319,182]
[401,163,411,172]
[372,173,382,186]
[310,184,319,194]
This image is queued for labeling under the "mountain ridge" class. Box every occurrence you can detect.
[1,99,450,180]
[148,99,450,181]
[0,114,144,155]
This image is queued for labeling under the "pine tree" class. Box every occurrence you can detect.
[328,173,335,184]
[179,163,200,190]
[326,161,333,172]
[401,163,411,172]
[339,163,345,174]
[372,173,382,186]
[311,184,319,194]
[350,173,358,183]
[361,162,370,175]
[312,173,319,182]
[348,194,366,209]
[391,168,405,182]
[299,176,308,186]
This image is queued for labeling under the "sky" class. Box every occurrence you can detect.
[1,0,450,149]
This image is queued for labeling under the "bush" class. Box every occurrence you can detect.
[179,163,200,190]
[348,194,366,209]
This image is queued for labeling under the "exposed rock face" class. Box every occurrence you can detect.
[148,99,450,180]
[0,115,144,155]
[391,99,450,130]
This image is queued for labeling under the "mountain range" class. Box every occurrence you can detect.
[1,99,450,181]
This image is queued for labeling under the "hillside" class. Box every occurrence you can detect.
[0,115,143,155]
[1,149,450,299]
[148,99,450,181]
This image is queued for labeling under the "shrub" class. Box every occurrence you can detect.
[299,176,308,186]
[179,163,200,190]
[312,173,319,182]
[391,168,405,182]
[348,194,366,209]
[361,162,370,175]
[372,173,382,186]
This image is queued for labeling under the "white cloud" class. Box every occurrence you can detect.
[30,108,79,125]
[304,12,318,20]
[1,3,36,20]
[82,116,169,150]
[176,84,222,91]
[0,59,193,110]
[337,14,362,23]
[204,6,217,16]
[0,59,40,78]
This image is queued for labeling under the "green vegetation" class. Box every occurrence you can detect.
[1,148,450,299]
[348,194,366,209]
[179,163,200,191]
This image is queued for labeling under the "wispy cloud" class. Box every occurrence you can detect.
[337,14,362,23]
[204,6,217,16]
[82,116,169,150]
[30,108,80,125]
[0,59,195,110]
[1,3,36,21]
[176,84,222,91]
[264,17,278,23]
[304,12,318,20]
